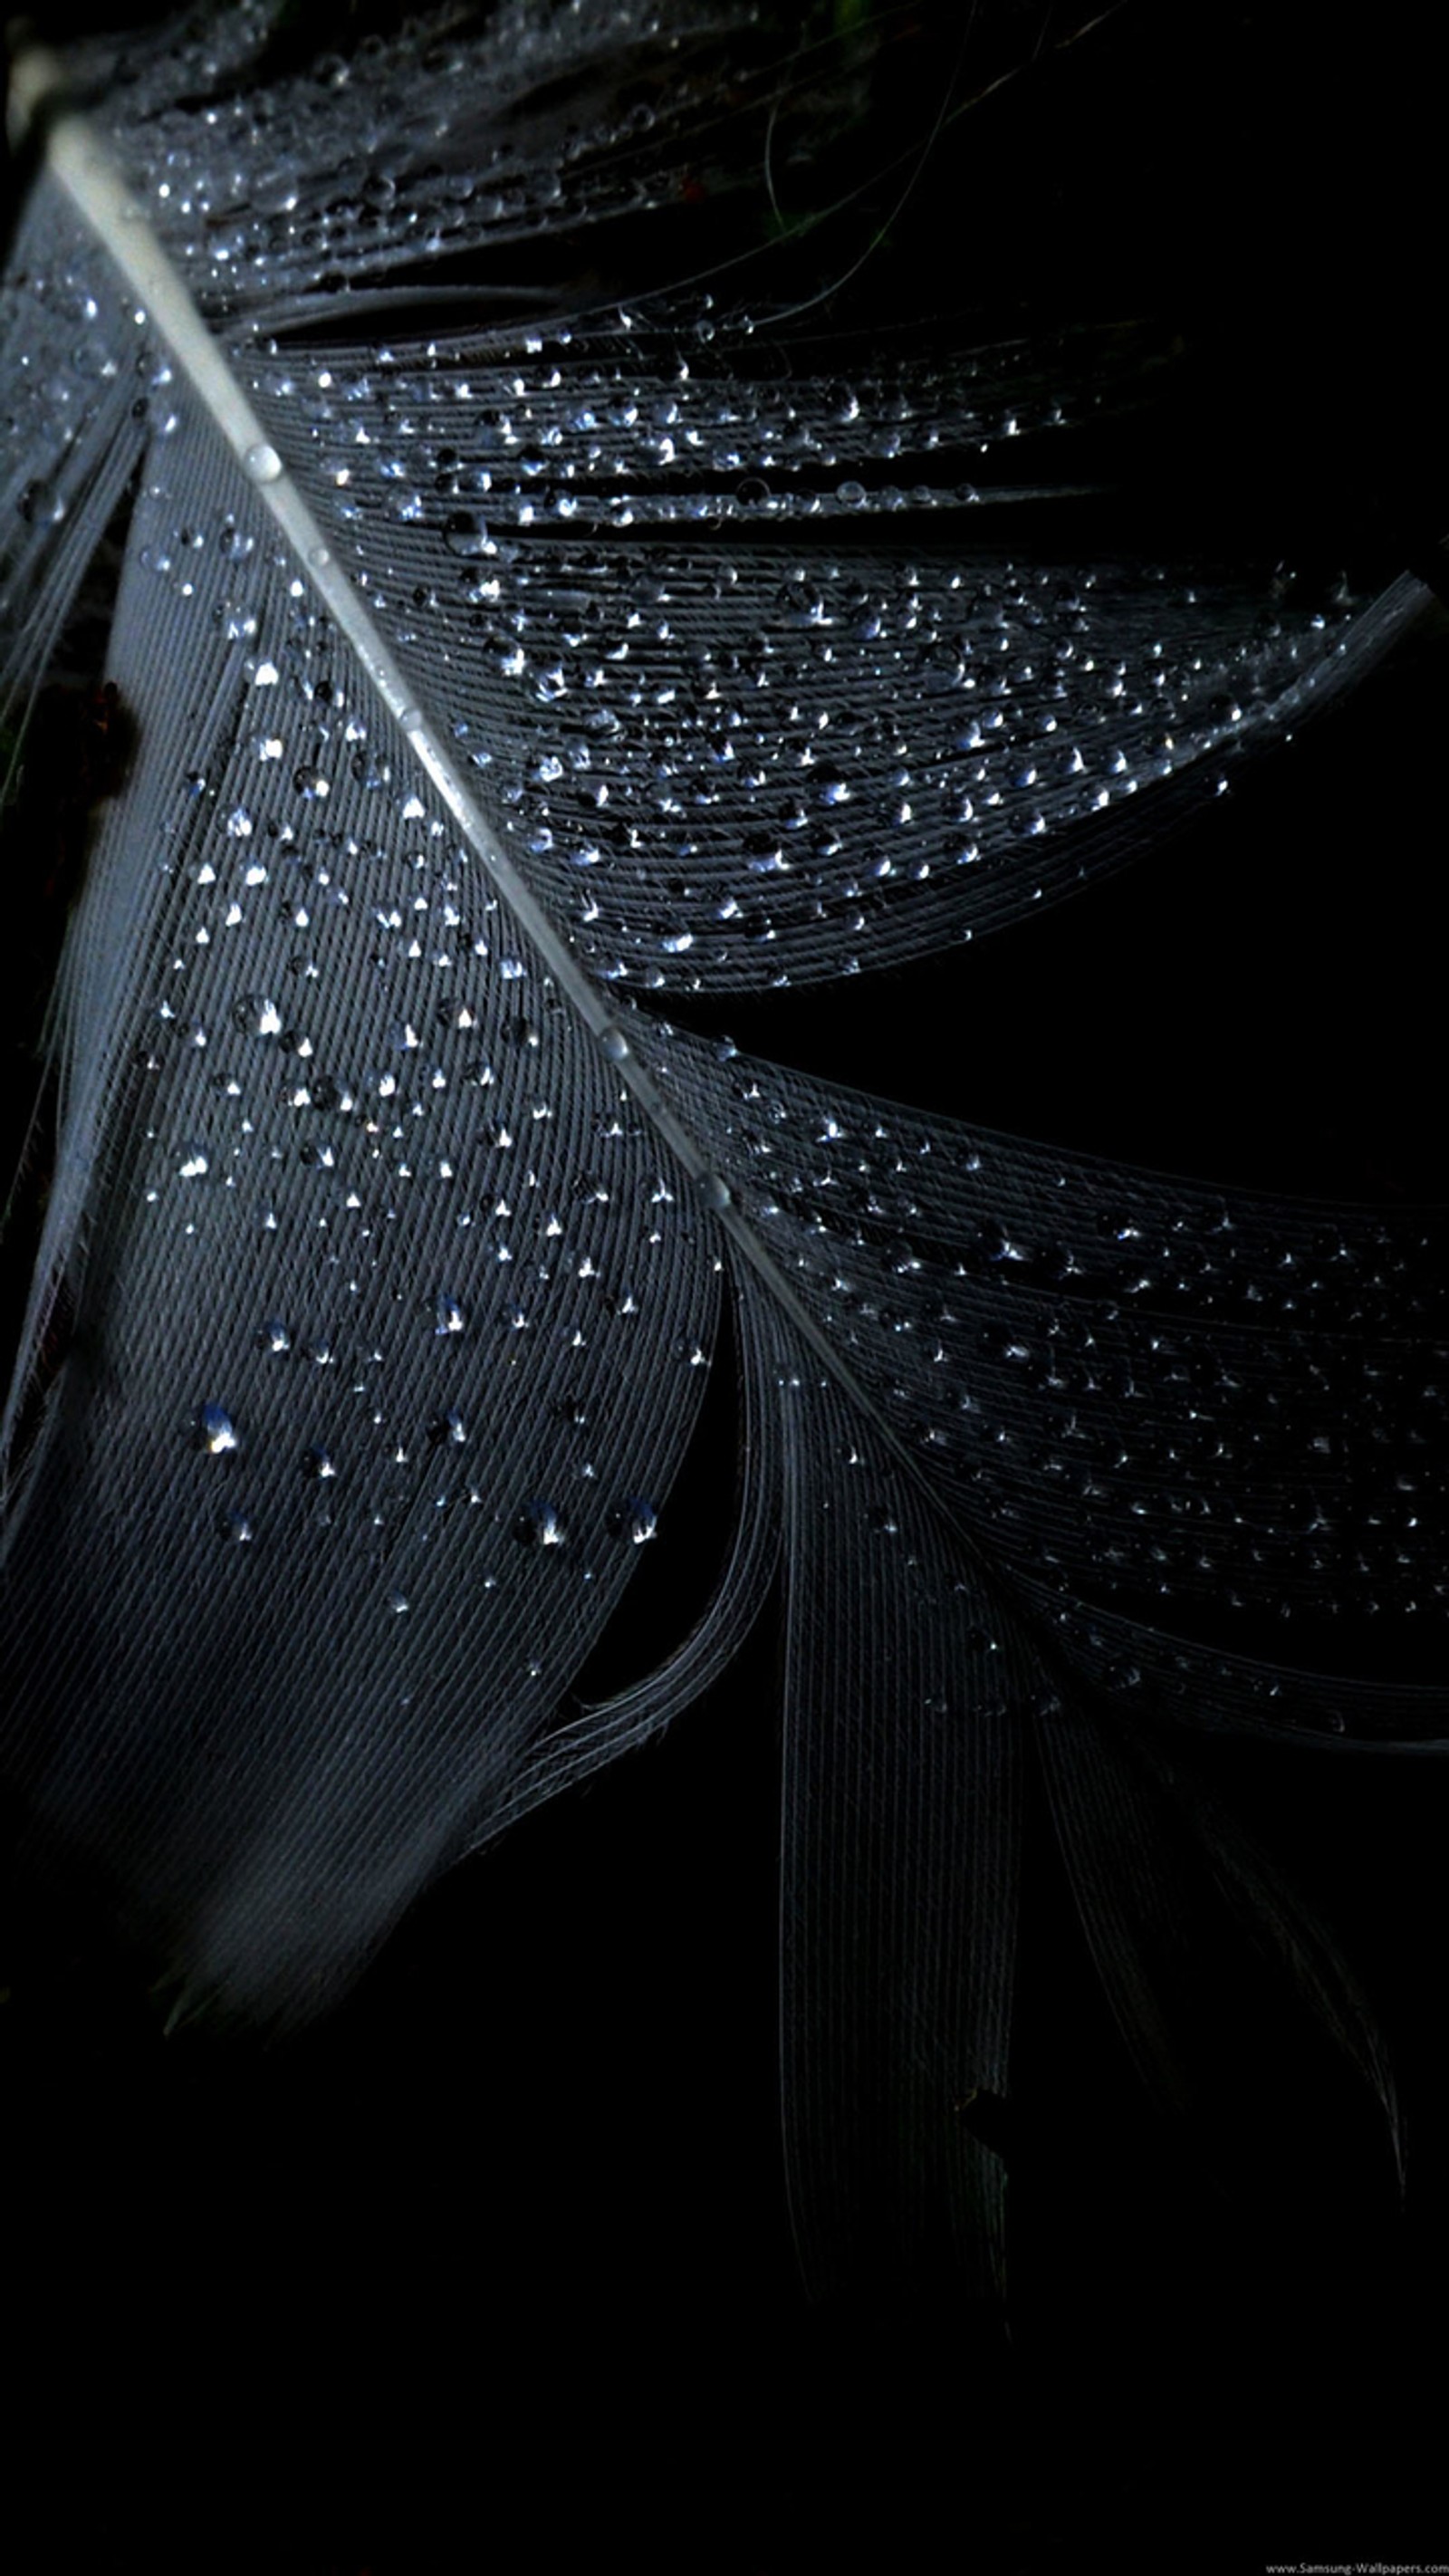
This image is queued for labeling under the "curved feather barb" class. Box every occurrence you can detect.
[0,2,1444,2294]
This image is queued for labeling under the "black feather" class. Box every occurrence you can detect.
[1,8,1445,2546]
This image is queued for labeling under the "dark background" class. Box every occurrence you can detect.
[3,6,1446,2567]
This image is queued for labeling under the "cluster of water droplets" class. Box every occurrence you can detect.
[85,449,723,1670]
[226,302,1377,996]
[641,1023,1449,1702]
[82,0,885,316]
[0,190,187,714]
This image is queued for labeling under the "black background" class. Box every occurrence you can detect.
[4,6,1447,2568]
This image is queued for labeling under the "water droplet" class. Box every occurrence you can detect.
[303,1446,337,1479]
[307,543,331,569]
[259,1319,292,1354]
[444,510,490,558]
[234,993,283,1037]
[220,1510,253,1542]
[243,441,283,484]
[387,1590,410,1615]
[599,1024,629,1062]
[610,1497,658,1545]
[18,478,66,528]
[515,1500,566,1548]
[434,1294,467,1336]
[197,1403,238,1454]
[698,1172,731,1211]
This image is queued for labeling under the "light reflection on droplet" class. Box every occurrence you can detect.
[234,994,283,1037]
[516,1500,566,1548]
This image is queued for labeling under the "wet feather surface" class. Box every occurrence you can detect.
[1,1,1445,2327]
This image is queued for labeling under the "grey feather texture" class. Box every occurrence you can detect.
[2,0,1444,2294]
